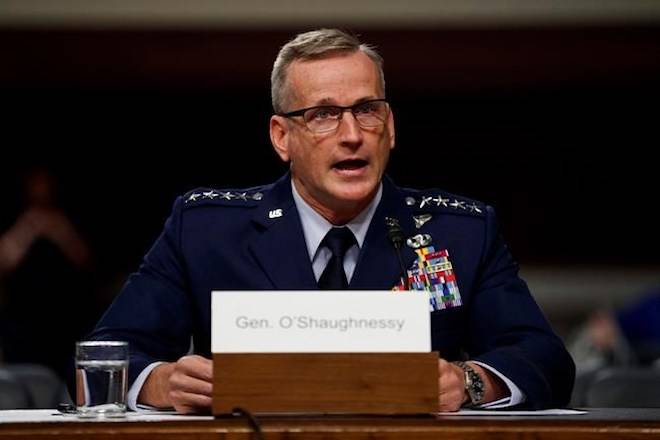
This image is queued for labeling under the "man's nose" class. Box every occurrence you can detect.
[337,111,363,147]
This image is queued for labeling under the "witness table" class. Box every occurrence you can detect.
[1,408,659,439]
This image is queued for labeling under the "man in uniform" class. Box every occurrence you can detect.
[89,29,575,413]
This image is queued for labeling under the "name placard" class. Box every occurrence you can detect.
[212,291,430,353]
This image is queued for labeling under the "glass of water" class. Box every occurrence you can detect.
[75,341,128,418]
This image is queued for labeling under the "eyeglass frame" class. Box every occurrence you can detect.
[276,98,391,133]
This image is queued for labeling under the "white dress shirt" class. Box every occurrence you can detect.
[291,181,382,283]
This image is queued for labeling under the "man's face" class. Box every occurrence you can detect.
[270,51,395,220]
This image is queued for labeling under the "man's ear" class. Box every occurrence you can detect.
[387,108,396,150]
[270,115,290,162]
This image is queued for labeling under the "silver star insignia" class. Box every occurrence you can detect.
[433,195,450,207]
[419,196,434,208]
[218,191,234,200]
[405,196,416,206]
[186,193,201,203]
[252,192,263,201]
[467,203,483,213]
[235,192,248,201]
[202,191,219,199]
[450,199,466,210]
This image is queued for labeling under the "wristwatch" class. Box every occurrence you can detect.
[453,361,485,406]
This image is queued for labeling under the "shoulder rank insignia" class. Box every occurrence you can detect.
[404,192,484,216]
[184,189,264,205]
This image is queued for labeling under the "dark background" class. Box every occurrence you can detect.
[1,26,659,330]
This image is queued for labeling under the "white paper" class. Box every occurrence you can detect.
[438,408,587,416]
[0,409,212,424]
[212,291,430,353]
[0,408,588,424]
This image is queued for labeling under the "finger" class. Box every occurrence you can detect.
[171,392,213,414]
[438,373,461,392]
[437,359,465,411]
[178,356,213,381]
[439,382,464,411]
[439,398,462,412]
[437,359,455,377]
[438,366,461,392]
[170,390,213,407]
[175,404,211,415]
[170,373,213,396]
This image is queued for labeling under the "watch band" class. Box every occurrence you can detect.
[453,361,485,406]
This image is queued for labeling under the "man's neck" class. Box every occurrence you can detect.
[291,180,377,225]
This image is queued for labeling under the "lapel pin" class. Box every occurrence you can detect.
[406,233,432,249]
[413,214,432,229]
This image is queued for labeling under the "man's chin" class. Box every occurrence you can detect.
[328,183,378,207]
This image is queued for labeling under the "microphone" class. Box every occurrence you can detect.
[385,217,409,290]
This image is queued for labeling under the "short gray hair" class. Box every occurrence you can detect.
[271,29,385,114]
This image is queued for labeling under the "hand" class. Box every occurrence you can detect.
[438,359,510,411]
[437,358,467,411]
[139,355,213,414]
[25,207,73,245]
[23,206,90,267]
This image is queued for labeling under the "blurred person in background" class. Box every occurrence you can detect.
[0,166,94,380]
[570,285,660,372]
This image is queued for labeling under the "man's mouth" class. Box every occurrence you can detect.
[332,159,368,171]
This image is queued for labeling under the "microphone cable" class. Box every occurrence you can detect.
[232,407,264,440]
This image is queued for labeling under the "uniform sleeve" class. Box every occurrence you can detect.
[88,196,193,389]
[468,206,575,408]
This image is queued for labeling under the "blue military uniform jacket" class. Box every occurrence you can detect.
[91,173,575,408]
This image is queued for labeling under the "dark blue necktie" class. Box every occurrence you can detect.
[318,227,356,290]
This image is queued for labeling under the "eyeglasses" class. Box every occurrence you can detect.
[278,99,390,134]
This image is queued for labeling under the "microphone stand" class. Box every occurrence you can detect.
[385,217,410,290]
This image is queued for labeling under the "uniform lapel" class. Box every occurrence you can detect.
[247,174,318,289]
[350,177,418,289]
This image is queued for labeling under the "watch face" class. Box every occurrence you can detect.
[467,369,485,403]
[455,361,485,405]
[471,378,485,401]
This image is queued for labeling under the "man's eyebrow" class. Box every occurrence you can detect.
[313,96,380,106]
[315,98,336,105]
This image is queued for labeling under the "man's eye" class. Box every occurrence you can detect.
[309,107,339,120]
[355,103,376,114]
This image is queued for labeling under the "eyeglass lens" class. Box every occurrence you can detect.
[303,101,389,133]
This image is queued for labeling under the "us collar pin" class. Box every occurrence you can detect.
[268,208,283,219]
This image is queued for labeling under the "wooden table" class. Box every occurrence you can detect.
[1,408,659,439]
